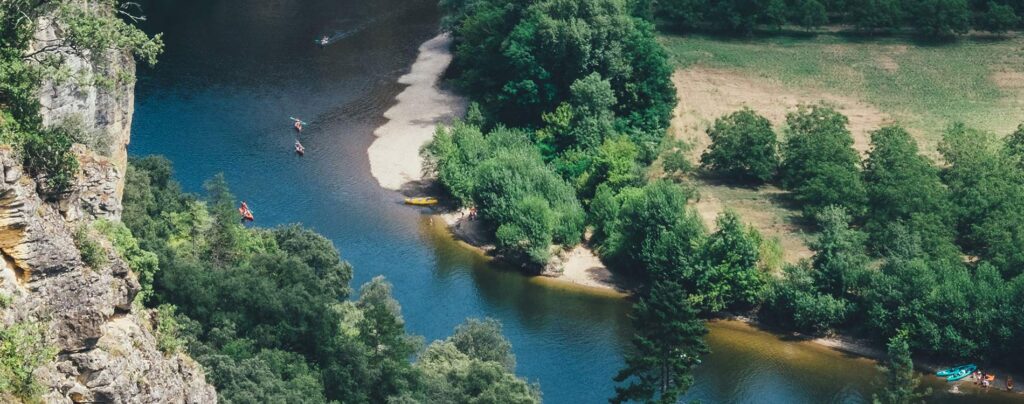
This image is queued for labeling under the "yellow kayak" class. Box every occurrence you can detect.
[404,197,438,206]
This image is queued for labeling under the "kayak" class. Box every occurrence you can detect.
[404,197,438,206]
[239,207,254,221]
[939,364,977,382]
[295,142,305,156]
[937,364,976,377]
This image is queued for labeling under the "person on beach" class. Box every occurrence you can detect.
[1008,376,1014,392]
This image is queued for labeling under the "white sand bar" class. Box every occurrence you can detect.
[368,33,467,190]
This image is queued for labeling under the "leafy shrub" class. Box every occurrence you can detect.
[22,127,79,195]
[0,321,57,401]
[74,225,107,269]
[93,219,160,304]
[154,304,183,355]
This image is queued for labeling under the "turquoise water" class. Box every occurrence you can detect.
[129,1,1019,402]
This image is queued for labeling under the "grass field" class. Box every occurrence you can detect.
[661,33,1024,264]
[661,33,1024,148]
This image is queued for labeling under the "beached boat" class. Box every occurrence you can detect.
[938,364,977,382]
[404,197,438,206]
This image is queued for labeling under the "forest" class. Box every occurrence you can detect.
[651,0,1024,36]
[121,157,541,403]
[431,0,1024,401]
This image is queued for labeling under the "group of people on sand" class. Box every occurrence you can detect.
[972,370,1014,392]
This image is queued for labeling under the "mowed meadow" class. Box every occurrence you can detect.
[662,33,1024,152]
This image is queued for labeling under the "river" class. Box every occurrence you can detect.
[129,1,1018,402]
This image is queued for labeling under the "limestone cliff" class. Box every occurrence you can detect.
[0,8,216,404]
[31,15,135,220]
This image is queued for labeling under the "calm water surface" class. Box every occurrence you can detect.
[130,1,1018,402]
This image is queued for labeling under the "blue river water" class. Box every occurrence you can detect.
[128,1,1019,402]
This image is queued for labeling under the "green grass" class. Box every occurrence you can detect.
[661,34,1024,144]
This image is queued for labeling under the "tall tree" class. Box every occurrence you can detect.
[873,330,931,404]
[862,126,956,260]
[779,104,867,219]
[356,277,421,403]
[611,280,708,404]
[811,206,870,300]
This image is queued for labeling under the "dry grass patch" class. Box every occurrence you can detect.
[671,67,895,161]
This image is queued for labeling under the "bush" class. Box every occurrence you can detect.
[94,220,159,303]
[700,108,778,184]
[154,304,184,355]
[22,127,79,195]
[0,321,57,401]
[74,225,107,269]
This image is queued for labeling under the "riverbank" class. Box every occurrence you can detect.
[368,33,627,296]
[367,33,467,191]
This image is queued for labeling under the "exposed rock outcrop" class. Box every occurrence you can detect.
[0,149,216,403]
[30,15,135,220]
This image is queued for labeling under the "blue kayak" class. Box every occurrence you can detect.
[937,364,976,382]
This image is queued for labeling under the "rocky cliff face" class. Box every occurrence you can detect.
[0,149,216,403]
[31,15,134,220]
[0,11,217,404]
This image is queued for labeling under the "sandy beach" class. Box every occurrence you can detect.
[368,33,467,191]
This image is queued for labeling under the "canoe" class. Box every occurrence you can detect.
[404,197,438,206]
[937,364,975,377]
[942,364,977,382]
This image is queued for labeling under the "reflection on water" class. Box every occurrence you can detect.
[130,0,1020,402]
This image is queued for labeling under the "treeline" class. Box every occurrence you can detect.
[123,157,540,403]
[650,0,1024,37]
[697,104,1024,366]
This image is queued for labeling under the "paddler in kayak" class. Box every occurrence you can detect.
[319,35,329,48]
[293,119,303,133]
[295,140,305,156]
[239,201,254,222]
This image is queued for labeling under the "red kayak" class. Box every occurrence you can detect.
[239,202,254,221]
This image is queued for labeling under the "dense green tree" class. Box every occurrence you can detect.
[692,211,766,312]
[810,206,870,300]
[1004,123,1024,169]
[873,330,930,404]
[940,123,1024,277]
[355,277,421,403]
[762,262,851,334]
[779,104,867,219]
[448,318,517,371]
[847,0,904,31]
[700,108,778,183]
[604,181,704,281]
[611,280,708,404]
[862,126,956,260]
[792,0,830,28]
[907,0,971,37]
[655,0,709,30]
[421,122,487,205]
[446,0,676,159]
[975,1,1020,33]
